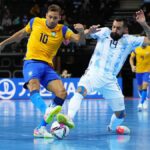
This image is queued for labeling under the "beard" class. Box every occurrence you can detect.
[110,32,123,41]
[47,23,56,29]
[46,20,56,29]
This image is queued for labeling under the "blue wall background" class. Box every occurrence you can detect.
[0,78,122,100]
[3,78,150,99]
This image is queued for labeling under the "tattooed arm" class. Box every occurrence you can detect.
[136,10,150,44]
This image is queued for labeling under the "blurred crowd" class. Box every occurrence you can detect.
[1,0,150,35]
[141,1,150,22]
[0,0,119,35]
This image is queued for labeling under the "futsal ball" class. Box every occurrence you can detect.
[116,126,130,135]
[50,121,70,139]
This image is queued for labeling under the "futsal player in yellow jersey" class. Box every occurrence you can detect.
[130,45,150,111]
[0,4,85,138]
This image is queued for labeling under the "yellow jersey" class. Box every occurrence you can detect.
[24,17,73,66]
[131,46,150,73]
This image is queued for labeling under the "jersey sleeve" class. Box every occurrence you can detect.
[128,35,144,50]
[25,18,35,33]
[64,28,74,40]
[90,27,110,39]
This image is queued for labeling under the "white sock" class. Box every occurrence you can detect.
[109,114,124,131]
[68,92,83,119]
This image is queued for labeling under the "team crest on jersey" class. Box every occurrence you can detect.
[51,32,56,37]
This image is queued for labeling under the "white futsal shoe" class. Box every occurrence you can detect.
[34,126,53,138]
[138,100,148,111]
[137,103,143,112]
[108,125,130,135]
[143,100,148,110]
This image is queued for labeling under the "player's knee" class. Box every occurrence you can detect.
[115,110,126,119]
[55,88,67,99]
[28,79,40,91]
[142,83,148,90]
[77,86,87,97]
[138,86,142,91]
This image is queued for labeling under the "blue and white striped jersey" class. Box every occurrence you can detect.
[88,27,144,77]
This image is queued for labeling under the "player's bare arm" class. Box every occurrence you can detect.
[136,10,150,44]
[0,28,28,52]
[84,25,101,38]
[129,54,136,72]
[69,23,85,44]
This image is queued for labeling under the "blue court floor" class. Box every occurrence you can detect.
[0,99,150,150]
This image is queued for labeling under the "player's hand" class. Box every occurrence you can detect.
[88,24,101,34]
[74,23,84,33]
[131,66,136,72]
[136,10,146,24]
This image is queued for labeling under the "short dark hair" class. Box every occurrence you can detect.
[114,17,128,27]
[47,4,62,14]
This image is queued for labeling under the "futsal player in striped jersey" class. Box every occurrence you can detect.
[130,45,150,111]
[57,10,150,135]
[0,4,85,138]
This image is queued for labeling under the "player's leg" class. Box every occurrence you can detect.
[37,66,66,127]
[57,85,87,128]
[103,80,130,134]
[68,86,87,119]
[139,82,148,109]
[137,85,143,97]
[107,97,126,132]
[35,80,64,134]
[23,60,52,138]
[137,73,149,110]
[27,79,47,114]
[33,79,65,138]
[137,85,143,111]
[67,71,92,121]
[28,79,53,137]
[136,73,144,111]
[57,71,92,129]
[141,73,150,109]
[23,60,47,115]
[44,79,67,123]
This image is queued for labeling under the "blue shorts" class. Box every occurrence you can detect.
[23,60,61,89]
[136,72,150,86]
